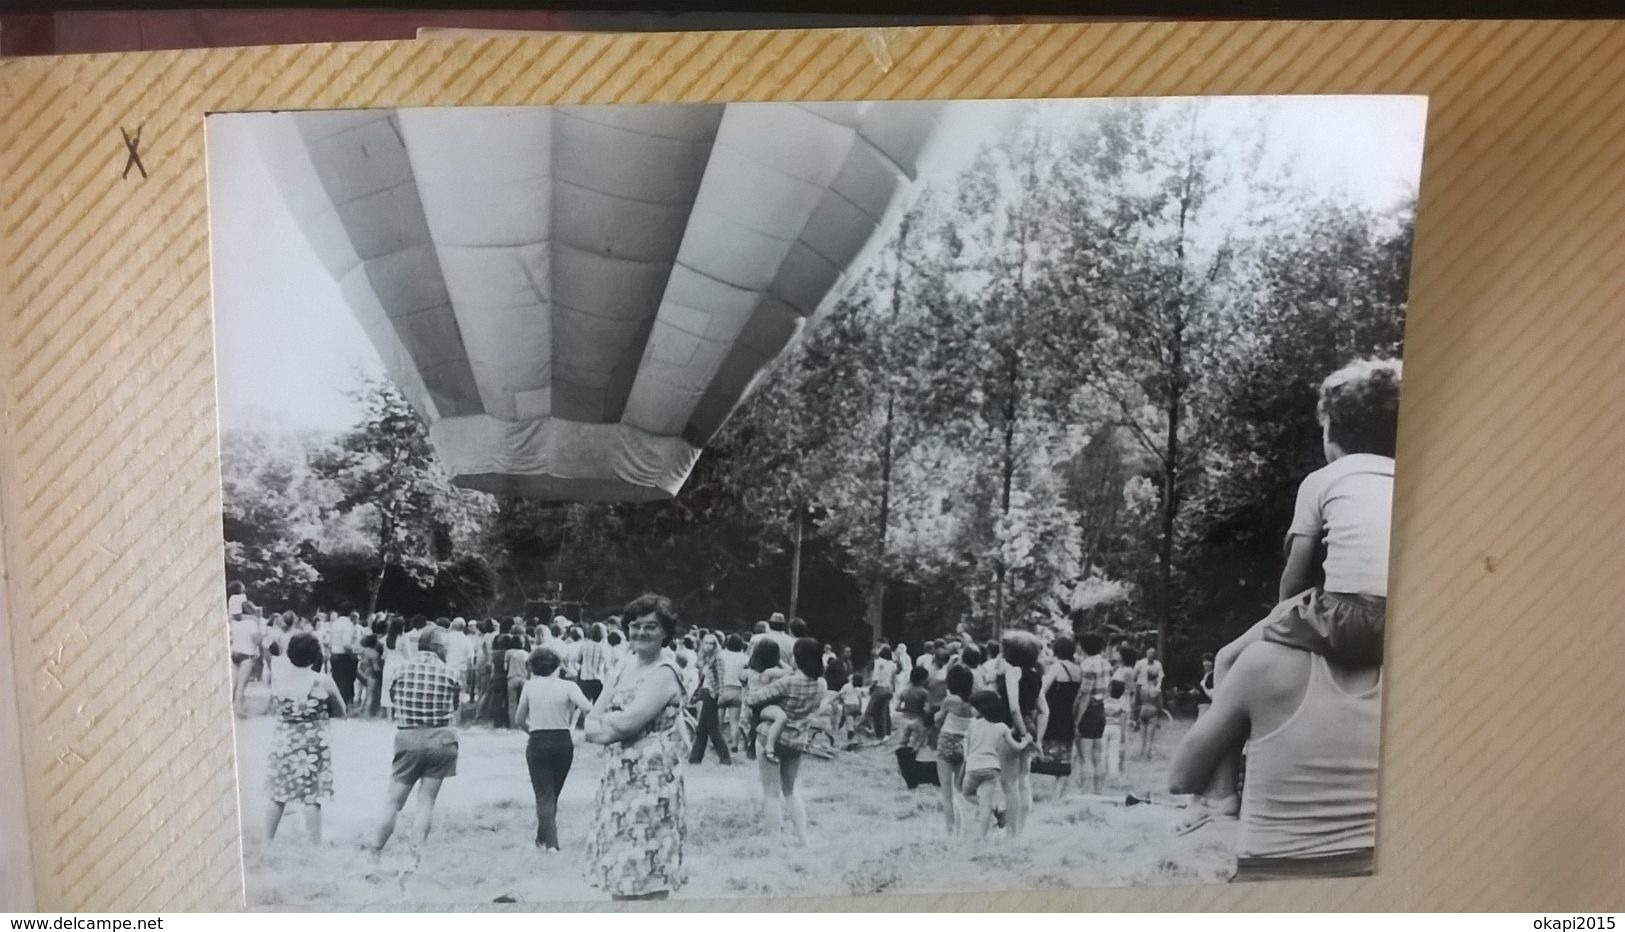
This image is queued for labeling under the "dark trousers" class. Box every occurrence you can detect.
[330,653,358,705]
[525,730,574,849]
[688,692,732,764]
[866,689,893,739]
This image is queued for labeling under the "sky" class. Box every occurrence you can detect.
[207,95,1427,435]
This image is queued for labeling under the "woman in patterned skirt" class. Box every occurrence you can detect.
[264,632,345,846]
[583,594,689,900]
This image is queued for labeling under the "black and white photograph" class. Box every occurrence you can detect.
[208,95,1425,906]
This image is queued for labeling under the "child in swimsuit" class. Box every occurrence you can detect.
[934,665,976,835]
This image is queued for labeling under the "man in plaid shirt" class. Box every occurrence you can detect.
[371,625,461,855]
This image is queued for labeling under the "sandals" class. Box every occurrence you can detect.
[1172,808,1214,836]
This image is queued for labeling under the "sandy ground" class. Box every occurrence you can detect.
[235,693,1237,908]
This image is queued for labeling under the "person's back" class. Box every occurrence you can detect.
[1298,454,1393,599]
[721,647,749,688]
[1234,643,1380,870]
[898,683,928,717]
[963,716,1010,773]
[519,675,588,731]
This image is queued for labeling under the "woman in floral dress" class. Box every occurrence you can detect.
[583,594,689,900]
[264,632,345,846]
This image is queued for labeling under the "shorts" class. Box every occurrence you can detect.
[962,768,1001,799]
[231,652,253,666]
[1262,588,1386,667]
[1079,700,1106,739]
[754,722,802,761]
[936,731,966,767]
[391,726,459,785]
[1136,700,1161,722]
[718,684,742,709]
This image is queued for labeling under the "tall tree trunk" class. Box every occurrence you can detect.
[1156,108,1199,660]
[870,215,910,647]
[994,351,1019,640]
[788,506,804,623]
[367,561,387,619]
[871,393,894,647]
[367,518,393,618]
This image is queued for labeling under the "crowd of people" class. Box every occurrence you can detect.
[229,356,1397,896]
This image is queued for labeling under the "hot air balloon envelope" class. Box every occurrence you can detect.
[254,102,943,501]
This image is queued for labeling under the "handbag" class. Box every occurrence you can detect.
[1031,754,1073,777]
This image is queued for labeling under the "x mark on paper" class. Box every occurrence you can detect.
[121,124,147,179]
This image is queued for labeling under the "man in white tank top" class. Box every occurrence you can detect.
[1169,641,1381,880]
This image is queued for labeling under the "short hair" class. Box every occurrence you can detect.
[589,623,605,643]
[228,581,246,595]
[493,633,511,652]
[985,641,1001,660]
[792,638,824,679]
[1318,358,1402,458]
[450,618,466,632]
[946,664,975,699]
[528,647,561,677]
[1078,632,1106,656]
[607,630,623,647]
[968,690,1007,723]
[960,645,983,668]
[360,634,379,651]
[621,593,679,647]
[851,674,865,687]
[878,646,893,661]
[748,638,781,673]
[287,632,322,669]
[1117,644,1141,667]
[754,621,769,634]
[725,633,745,652]
[1051,636,1076,662]
[909,665,929,685]
[789,618,810,638]
[1001,630,1042,669]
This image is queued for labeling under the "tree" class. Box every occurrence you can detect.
[313,377,493,616]
[220,429,323,606]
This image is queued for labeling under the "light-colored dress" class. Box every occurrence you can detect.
[584,657,688,897]
[267,676,333,804]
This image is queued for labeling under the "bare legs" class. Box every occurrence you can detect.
[757,752,808,845]
[372,777,444,854]
[233,659,255,717]
[1075,738,1105,794]
[264,801,322,846]
[935,759,962,835]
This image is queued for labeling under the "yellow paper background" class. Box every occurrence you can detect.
[2,21,1624,911]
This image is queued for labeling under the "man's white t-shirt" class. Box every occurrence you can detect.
[1289,453,1395,597]
[871,657,897,692]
